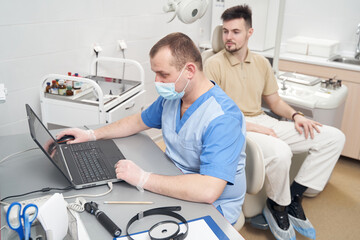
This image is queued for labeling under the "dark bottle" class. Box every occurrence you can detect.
[45,82,51,93]
[66,85,74,96]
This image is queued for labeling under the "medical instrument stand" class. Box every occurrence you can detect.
[40,57,145,128]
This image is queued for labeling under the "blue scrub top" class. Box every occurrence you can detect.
[141,82,246,224]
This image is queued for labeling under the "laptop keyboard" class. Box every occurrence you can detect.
[70,142,111,183]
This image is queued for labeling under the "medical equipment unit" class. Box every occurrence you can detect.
[266,72,348,129]
[40,57,145,128]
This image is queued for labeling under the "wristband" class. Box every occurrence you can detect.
[291,111,304,120]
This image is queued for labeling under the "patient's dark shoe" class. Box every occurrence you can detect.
[263,199,295,240]
[288,194,316,239]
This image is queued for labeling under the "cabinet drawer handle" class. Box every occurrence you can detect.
[125,102,135,110]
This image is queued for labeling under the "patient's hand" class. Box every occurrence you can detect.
[293,115,322,139]
[246,122,278,137]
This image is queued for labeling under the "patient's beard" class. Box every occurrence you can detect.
[225,43,241,53]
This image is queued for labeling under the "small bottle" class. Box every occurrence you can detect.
[58,80,67,96]
[66,85,74,96]
[45,82,51,93]
[73,73,82,90]
[66,72,73,87]
[50,80,59,94]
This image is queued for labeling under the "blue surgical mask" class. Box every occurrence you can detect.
[155,66,190,100]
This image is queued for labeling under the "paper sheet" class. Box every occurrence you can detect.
[37,193,69,240]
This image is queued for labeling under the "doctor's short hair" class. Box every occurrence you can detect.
[149,32,203,71]
[221,4,252,29]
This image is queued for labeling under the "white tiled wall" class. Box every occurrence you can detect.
[282,0,360,53]
[1,0,359,136]
[0,0,212,136]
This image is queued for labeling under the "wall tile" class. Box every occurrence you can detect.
[282,0,360,52]
[0,0,104,26]
[103,0,163,17]
[0,1,211,136]
[2,0,357,136]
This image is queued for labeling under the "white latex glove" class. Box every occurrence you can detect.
[56,128,96,144]
[114,160,151,192]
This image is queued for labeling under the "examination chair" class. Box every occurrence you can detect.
[202,25,315,231]
[233,136,265,230]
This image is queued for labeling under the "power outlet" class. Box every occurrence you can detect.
[118,40,127,50]
[0,83,7,103]
[93,43,103,53]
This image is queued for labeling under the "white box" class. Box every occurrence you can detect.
[308,39,339,58]
[286,36,310,55]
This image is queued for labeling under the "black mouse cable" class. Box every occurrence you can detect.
[0,185,75,202]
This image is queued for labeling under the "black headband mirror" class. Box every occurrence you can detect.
[126,206,188,240]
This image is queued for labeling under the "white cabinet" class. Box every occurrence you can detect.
[279,59,360,160]
[106,90,145,123]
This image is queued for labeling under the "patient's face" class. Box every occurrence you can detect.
[222,18,253,53]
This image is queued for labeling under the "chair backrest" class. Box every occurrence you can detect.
[245,136,265,194]
[201,25,224,64]
[234,136,265,231]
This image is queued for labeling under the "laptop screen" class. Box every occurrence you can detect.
[26,104,72,181]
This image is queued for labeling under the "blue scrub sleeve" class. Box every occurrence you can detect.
[200,115,245,185]
[141,96,164,129]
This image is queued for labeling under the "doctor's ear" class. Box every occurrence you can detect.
[185,63,196,78]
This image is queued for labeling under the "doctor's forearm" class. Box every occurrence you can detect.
[94,113,149,140]
[144,174,226,204]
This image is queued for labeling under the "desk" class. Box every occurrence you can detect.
[0,131,244,239]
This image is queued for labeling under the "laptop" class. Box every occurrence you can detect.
[25,104,125,189]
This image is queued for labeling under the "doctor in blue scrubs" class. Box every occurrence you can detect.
[58,32,247,224]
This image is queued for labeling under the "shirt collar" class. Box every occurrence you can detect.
[224,48,252,66]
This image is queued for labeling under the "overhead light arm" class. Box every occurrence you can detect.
[272,0,286,78]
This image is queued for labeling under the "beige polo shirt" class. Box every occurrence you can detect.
[204,49,278,116]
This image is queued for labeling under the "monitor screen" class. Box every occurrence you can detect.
[25,104,71,181]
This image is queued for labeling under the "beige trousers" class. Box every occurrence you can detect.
[246,114,345,206]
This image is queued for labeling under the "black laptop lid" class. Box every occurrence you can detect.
[26,104,72,182]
